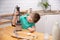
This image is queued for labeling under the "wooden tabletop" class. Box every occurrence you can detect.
[0,26,52,40]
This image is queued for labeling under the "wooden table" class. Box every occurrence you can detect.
[0,26,52,40]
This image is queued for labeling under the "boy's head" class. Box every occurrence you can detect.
[27,13,40,23]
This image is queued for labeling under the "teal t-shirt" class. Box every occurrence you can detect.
[19,14,35,29]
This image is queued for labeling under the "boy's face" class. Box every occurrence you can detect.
[27,14,33,23]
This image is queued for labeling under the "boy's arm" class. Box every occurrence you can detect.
[32,26,36,31]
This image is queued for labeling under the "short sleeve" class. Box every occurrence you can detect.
[32,23,35,26]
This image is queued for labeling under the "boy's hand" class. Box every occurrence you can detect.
[28,26,36,33]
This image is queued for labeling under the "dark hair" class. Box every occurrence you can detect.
[32,13,40,23]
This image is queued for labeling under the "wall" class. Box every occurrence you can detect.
[0,0,60,13]
[48,0,60,10]
[0,0,42,13]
